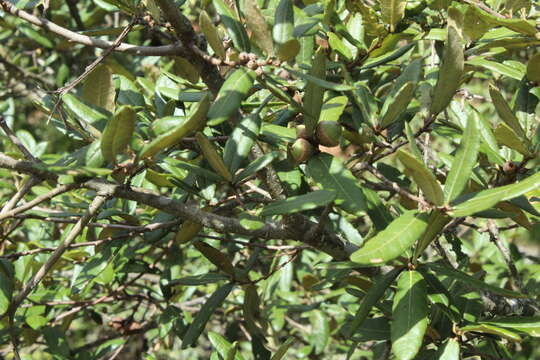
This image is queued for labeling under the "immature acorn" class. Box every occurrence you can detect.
[289,138,315,164]
[316,121,342,147]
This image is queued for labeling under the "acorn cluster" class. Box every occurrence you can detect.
[289,121,342,164]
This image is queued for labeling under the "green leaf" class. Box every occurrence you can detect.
[287,68,355,92]
[235,151,279,183]
[526,53,540,82]
[196,132,233,182]
[414,210,451,260]
[244,0,274,56]
[380,0,407,32]
[117,75,145,107]
[140,94,210,159]
[436,338,460,360]
[328,32,352,60]
[100,106,136,164]
[430,9,464,115]
[397,149,444,206]
[391,270,429,360]
[444,114,480,202]
[481,316,540,337]
[273,0,294,46]
[43,326,71,359]
[344,268,401,337]
[460,323,522,342]
[168,273,230,286]
[380,81,415,129]
[494,122,531,156]
[223,113,262,176]
[489,86,527,140]
[270,338,294,360]
[0,259,14,316]
[208,332,245,360]
[425,263,527,298]
[351,211,429,266]
[213,0,250,51]
[200,10,226,59]
[303,48,327,135]
[182,283,234,348]
[260,190,336,216]
[208,68,256,126]
[466,4,537,36]
[82,64,115,113]
[319,95,348,122]
[467,57,524,81]
[306,153,367,214]
[450,169,540,217]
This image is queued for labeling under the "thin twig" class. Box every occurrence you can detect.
[486,220,523,291]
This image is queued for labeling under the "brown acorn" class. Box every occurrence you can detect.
[316,121,342,147]
[289,138,315,164]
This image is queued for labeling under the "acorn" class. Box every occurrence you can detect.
[295,124,308,139]
[316,121,342,147]
[289,138,315,164]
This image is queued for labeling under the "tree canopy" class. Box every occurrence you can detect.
[1,0,540,359]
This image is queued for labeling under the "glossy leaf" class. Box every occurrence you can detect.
[223,113,261,176]
[199,11,226,59]
[194,241,235,276]
[391,270,429,360]
[173,57,200,84]
[444,114,480,202]
[182,283,234,348]
[306,153,367,214]
[430,9,464,115]
[397,149,445,206]
[235,151,279,183]
[100,106,136,164]
[273,0,294,46]
[436,338,460,360]
[328,32,352,60]
[351,211,429,266]
[303,48,327,135]
[494,122,531,156]
[140,94,210,159]
[270,338,294,360]
[489,86,526,139]
[425,263,527,298]
[208,332,244,360]
[287,68,355,92]
[481,316,540,337]
[82,64,115,113]
[260,190,336,216]
[414,210,451,260]
[196,132,233,182]
[207,68,256,126]
[466,4,537,36]
[460,323,522,342]
[213,0,250,51]
[380,81,414,128]
[526,53,540,82]
[380,0,407,32]
[467,57,524,81]
[450,169,540,217]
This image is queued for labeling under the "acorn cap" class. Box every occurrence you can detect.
[316,121,342,147]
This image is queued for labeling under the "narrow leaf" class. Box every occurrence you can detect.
[213,0,250,51]
[391,270,429,360]
[436,338,460,360]
[450,170,540,217]
[200,11,226,59]
[380,81,415,128]
[244,0,274,56]
[306,153,367,214]
[345,268,401,337]
[397,149,445,206]
[196,132,233,182]
[273,0,294,46]
[481,316,540,337]
[235,151,279,183]
[414,210,451,260]
[351,211,429,266]
[444,114,480,202]
[489,86,527,139]
[208,68,256,126]
[182,283,234,348]
[100,106,136,164]
[303,48,327,135]
[194,241,235,276]
[0,260,14,316]
[430,9,464,115]
[494,122,531,156]
[140,94,210,159]
[460,323,522,342]
[270,338,294,360]
[223,113,261,175]
[260,190,336,216]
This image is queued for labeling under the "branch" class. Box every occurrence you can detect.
[0,0,186,56]
[7,194,109,315]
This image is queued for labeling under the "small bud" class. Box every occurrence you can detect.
[247,60,258,70]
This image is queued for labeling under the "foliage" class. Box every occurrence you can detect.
[0,0,540,359]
